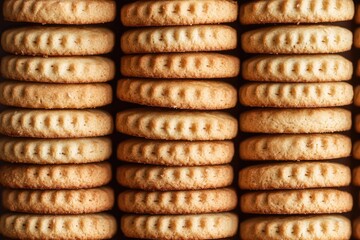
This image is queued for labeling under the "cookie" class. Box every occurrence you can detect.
[353,141,360,160]
[0,81,112,109]
[0,109,113,138]
[117,164,233,191]
[242,55,353,83]
[240,215,351,240]
[116,109,237,140]
[0,162,111,189]
[0,213,116,240]
[352,166,360,186]
[3,0,116,24]
[117,79,237,110]
[242,25,352,54]
[121,53,240,78]
[121,0,238,26]
[0,137,111,164]
[117,139,234,166]
[121,213,238,239]
[239,162,351,190]
[2,187,114,214]
[353,217,360,239]
[240,134,351,161]
[241,189,353,214]
[1,27,114,56]
[354,115,360,133]
[354,86,360,107]
[1,56,115,83]
[240,108,351,133]
[240,0,354,24]
[353,28,360,49]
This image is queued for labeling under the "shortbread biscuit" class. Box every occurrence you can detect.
[240,0,354,24]
[0,162,111,189]
[117,109,237,140]
[242,55,353,82]
[121,0,238,26]
[240,134,351,161]
[241,189,352,214]
[240,108,351,133]
[242,25,352,54]
[121,213,238,239]
[0,213,116,240]
[121,53,240,78]
[117,164,233,191]
[117,139,233,166]
[0,109,113,138]
[241,215,351,240]
[0,81,112,109]
[3,0,116,24]
[117,79,237,110]
[2,187,114,214]
[352,166,360,186]
[239,162,351,190]
[1,27,114,56]
[0,137,111,164]
[1,56,115,83]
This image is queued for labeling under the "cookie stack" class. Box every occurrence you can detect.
[117,0,240,239]
[239,0,354,239]
[0,1,117,239]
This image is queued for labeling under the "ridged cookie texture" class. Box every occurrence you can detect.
[3,0,116,24]
[2,187,114,214]
[121,53,240,78]
[241,189,353,214]
[121,213,238,239]
[240,134,351,161]
[0,137,112,164]
[0,162,111,189]
[242,55,353,82]
[117,79,237,110]
[239,162,351,190]
[117,164,233,191]
[240,0,354,24]
[240,108,351,133]
[242,25,352,54]
[0,213,117,240]
[117,139,234,166]
[1,27,114,56]
[121,0,238,26]
[0,109,113,138]
[240,215,351,240]
[1,56,115,83]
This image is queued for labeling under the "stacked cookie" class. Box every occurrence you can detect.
[239,0,354,239]
[118,0,239,239]
[0,1,117,239]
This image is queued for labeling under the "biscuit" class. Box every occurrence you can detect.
[2,187,114,214]
[242,25,352,54]
[117,139,234,166]
[239,162,351,190]
[0,81,112,109]
[240,108,351,133]
[240,134,351,161]
[0,109,113,138]
[241,189,353,214]
[117,164,233,191]
[352,166,360,186]
[1,27,114,56]
[121,0,238,26]
[353,141,360,160]
[354,115,360,133]
[354,86,360,107]
[240,215,351,240]
[242,55,353,83]
[0,137,111,164]
[0,213,117,240]
[353,217,360,239]
[0,162,111,189]
[353,28,360,48]
[240,0,354,24]
[3,0,116,24]
[121,53,240,78]
[116,109,237,140]
[121,213,238,239]
[1,56,115,83]
[117,79,237,110]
